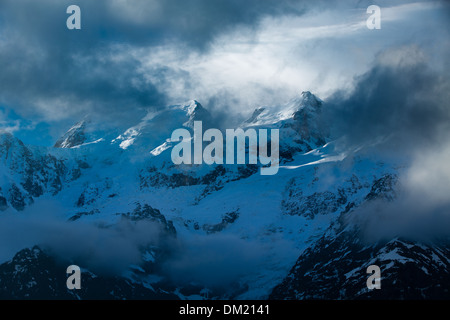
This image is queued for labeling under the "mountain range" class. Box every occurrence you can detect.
[0,91,448,300]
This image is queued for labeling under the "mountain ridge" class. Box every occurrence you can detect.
[0,91,448,299]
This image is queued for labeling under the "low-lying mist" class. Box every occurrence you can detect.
[0,201,268,289]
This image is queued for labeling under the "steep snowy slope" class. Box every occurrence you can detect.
[112,100,212,153]
[243,91,328,158]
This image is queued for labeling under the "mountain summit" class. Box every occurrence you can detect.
[54,120,87,148]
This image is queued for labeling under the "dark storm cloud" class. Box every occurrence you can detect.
[1,0,447,141]
[0,0,310,138]
[0,0,306,50]
[0,1,167,130]
[0,40,165,126]
[326,46,450,154]
[104,0,306,48]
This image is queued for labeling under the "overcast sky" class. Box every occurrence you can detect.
[0,0,449,145]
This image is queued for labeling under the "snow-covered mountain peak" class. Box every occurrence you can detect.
[300,91,321,108]
[0,131,18,146]
[284,91,322,117]
[54,119,87,148]
[244,91,323,127]
[53,117,110,150]
[182,100,203,116]
[112,101,211,152]
[181,100,212,129]
[240,91,328,156]
[0,132,29,161]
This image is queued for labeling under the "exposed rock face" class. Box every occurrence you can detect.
[120,203,177,236]
[0,246,178,300]
[0,133,74,211]
[270,230,450,300]
[282,173,366,219]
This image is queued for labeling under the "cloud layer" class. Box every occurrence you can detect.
[347,142,450,242]
[1,0,448,143]
[326,45,450,155]
[0,0,306,132]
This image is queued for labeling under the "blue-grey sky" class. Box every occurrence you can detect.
[0,0,449,146]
